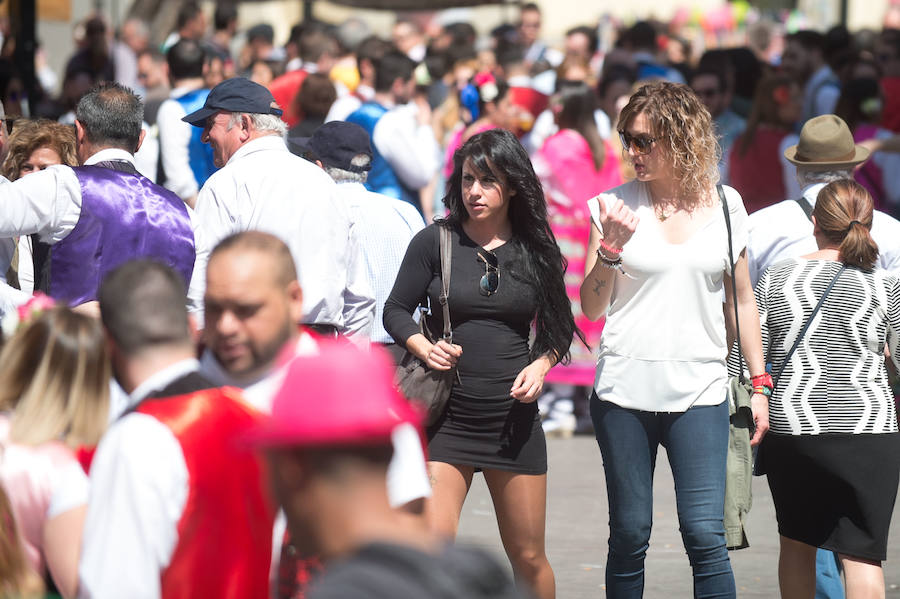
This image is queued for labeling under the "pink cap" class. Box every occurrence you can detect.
[247,340,421,447]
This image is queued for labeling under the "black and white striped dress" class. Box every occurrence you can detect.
[752,258,900,560]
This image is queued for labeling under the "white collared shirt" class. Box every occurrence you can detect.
[746,183,900,286]
[336,182,425,344]
[370,102,440,193]
[190,134,375,337]
[157,85,206,201]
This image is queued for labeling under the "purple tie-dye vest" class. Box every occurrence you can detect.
[48,165,195,304]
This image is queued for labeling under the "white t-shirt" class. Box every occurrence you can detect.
[588,181,748,412]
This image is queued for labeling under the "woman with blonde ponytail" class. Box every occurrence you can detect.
[742,179,900,599]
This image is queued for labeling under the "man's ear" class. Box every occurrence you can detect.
[287,280,304,325]
[241,113,253,141]
[74,120,86,145]
[187,312,201,347]
[134,128,146,154]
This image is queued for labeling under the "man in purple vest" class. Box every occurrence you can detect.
[0,82,195,308]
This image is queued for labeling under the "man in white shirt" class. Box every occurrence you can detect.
[156,39,216,208]
[747,115,900,287]
[79,260,274,598]
[182,77,374,340]
[745,114,900,599]
[346,51,439,213]
[199,231,430,506]
[197,231,431,596]
[297,121,425,355]
[0,83,196,307]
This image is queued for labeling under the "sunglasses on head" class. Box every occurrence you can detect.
[618,131,657,155]
[477,250,500,296]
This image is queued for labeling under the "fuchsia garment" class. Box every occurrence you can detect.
[853,124,887,212]
[534,129,623,385]
[443,123,497,180]
[0,415,88,579]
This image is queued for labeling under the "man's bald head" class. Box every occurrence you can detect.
[209,230,298,286]
[204,231,303,380]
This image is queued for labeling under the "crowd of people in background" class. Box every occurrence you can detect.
[0,1,898,598]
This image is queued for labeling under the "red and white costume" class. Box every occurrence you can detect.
[78,360,275,598]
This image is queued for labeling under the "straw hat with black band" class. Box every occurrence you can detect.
[784,114,870,171]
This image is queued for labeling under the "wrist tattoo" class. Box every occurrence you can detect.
[593,279,607,295]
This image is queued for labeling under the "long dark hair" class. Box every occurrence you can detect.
[439,128,585,362]
[554,81,605,170]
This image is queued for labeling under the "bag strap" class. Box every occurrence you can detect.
[439,226,452,342]
[719,185,746,385]
[795,197,814,222]
[773,264,846,385]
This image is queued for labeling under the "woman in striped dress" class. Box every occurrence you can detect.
[751,179,900,598]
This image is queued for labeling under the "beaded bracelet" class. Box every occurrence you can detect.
[752,385,772,397]
[750,373,774,396]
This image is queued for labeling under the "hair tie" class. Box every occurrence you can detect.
[847,219,862,231]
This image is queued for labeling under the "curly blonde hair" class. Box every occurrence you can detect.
[1,119,78,181]
[618,81,720,202]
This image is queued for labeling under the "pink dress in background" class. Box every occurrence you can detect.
[853,124,887,212]
[534,129,623,385]
[0,415,88,580]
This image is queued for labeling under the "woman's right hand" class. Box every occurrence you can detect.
[595,197,639,249]
[426,339,463,371]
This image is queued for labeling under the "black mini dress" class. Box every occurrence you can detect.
[384,223,547,474]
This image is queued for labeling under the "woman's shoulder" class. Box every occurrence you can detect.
[587,180,642,224]
[590,180,642,206]
[717,184,746,213]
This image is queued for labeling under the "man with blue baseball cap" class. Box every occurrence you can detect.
[182,77,374,343]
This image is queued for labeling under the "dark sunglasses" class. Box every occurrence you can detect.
[477,250,500,296]
[618,131,657,155]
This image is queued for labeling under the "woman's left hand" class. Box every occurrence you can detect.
[750,392,769,446]
[511,358,552,403]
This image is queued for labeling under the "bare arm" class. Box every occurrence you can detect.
[580,222,616,321]
[579,197,638,321]
[723,248,770,445]
[43,505,86,598]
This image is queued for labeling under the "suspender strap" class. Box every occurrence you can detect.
[795,197,814,222]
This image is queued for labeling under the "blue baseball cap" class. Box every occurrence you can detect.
[182,77,284,127]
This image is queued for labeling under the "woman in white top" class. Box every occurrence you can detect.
[0,304,110,597]
[580,81,770,598]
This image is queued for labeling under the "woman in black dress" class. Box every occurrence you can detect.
[384,128,580,599]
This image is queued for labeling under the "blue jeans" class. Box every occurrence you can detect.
[591,395,736,598]
[816,549,844,599]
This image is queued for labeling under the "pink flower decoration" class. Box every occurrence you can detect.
[16,292,56,324]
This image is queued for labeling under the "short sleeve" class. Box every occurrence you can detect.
[385,423,431,508]
[47,459,89,519]
[722,185,749,265]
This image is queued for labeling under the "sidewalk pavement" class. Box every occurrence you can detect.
[457,436,900,598]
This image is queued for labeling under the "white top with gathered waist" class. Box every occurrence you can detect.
[588,181,749,412]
